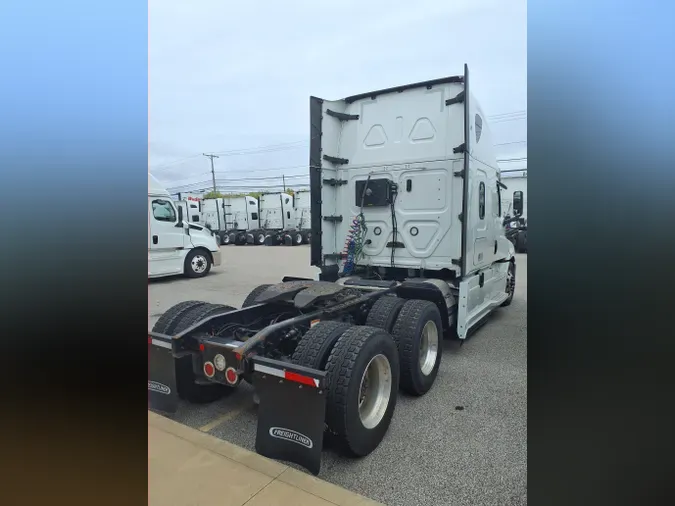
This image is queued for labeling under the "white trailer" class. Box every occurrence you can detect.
[246,192,294,245]
[148,174,221,278]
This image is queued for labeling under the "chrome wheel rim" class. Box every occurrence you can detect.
[358,354,392,429]
[419,321,439,376]
[191,255,208,273]
[295,234,302,244]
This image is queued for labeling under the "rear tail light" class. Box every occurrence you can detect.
[225,367,238,385]
[203,361,215,378]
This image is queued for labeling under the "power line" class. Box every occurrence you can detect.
[497,157,527,162]
[494,140,527,146]
[488,110,526,119]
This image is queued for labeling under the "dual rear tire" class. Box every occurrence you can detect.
[152,301,237,403]
[290,297,442,456]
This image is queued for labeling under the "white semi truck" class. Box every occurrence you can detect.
[282,190,312,246]
[148,174,221,278]
[201,196,260,245]
[149,66,516,475]
[245,192,294,245]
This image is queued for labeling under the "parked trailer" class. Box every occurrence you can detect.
[282,190,312,246]
[148,66,516,475]
[246,192,294,246]
[202,196,260,246]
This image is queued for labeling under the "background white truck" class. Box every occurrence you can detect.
[200,196,260,245]
[246,192,294,245]
[148,174,221,278]
[282,190,312,246]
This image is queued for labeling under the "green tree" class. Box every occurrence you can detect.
[203,190,224,199]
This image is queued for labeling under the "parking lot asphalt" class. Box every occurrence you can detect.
[149,246,527,506]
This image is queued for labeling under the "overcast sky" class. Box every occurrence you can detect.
[149,0,527,193]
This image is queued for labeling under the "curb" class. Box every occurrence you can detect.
[149,411,383,506]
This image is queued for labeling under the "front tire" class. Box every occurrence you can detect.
[184,249,212,278]
[391,299,442,396]
[325,326,399,457]
[501,261,516,307]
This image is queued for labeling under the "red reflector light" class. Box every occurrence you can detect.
[225,367,238,384]
[148,336,152,344]
[285,371,317,387]
[234,353,241,361]
[203,362,215,378]
[199,344,205,352]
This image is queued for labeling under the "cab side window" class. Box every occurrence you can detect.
[152,199,176,222]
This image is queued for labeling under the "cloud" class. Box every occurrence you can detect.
[149,0,527,187]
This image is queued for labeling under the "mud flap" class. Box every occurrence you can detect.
[252,356,327,475]
[148,334,179,413]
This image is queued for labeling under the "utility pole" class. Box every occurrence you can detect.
[202,153,220,192]
[282,174,286,192]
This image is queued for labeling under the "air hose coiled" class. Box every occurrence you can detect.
[341,213,366,275]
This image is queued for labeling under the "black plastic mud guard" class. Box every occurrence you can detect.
[252,356,327,475]
[148,332,179,414]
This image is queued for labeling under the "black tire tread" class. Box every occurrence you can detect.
[501,262,516,307]
[242,284,273,308]
[173,303,236,334]
[325,325,397,455]
[292,321,352,370]
[365,296,406,333]
[391,299,442,396]
[152,300,208,334]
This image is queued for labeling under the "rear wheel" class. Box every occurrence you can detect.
[173,303,237,334]
[391,299,442,396]
[366,296,406,334]
[302,231,311,244]
[325,326,399,457]
[152,300,208,335]
[172,303,237,403]
[242,284,272,308]
[220,233,230,246]
[255,232,266,245]
[292,321,352,370]
[293,232,303,246]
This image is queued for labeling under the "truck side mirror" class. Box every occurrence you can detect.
[176,206,184,227]
[513,191,523,217]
